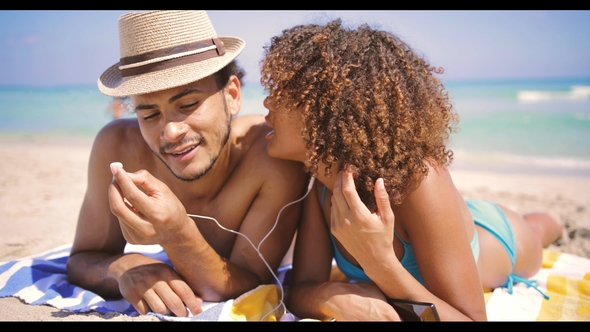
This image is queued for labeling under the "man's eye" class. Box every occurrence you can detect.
[180,101,199,109]
[143,113,159,121]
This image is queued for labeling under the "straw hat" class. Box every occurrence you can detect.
[98,10,245,97]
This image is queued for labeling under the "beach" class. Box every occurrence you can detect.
[0,137,151,321]
[0,136,588,321]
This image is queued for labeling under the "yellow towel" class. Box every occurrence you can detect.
[536,252,590,321]
[486,250,590,321]
[222,251,590,321]
[228,284,283,321]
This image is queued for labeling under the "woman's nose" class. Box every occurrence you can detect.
[263,96,273,111]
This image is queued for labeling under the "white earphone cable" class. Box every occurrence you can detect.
[186,176,315,321]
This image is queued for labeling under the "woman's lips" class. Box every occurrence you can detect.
[265,118,275,140]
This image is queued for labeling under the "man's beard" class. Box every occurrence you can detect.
[156,91,232,182]
[155,119,232,182]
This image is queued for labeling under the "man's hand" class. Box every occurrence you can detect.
[108,163,193,245]
[113,254,203,317]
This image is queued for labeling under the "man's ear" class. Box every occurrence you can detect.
[224,75,241,117]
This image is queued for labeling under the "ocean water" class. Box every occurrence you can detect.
[1,77,589,176]
[445,78,590,176]
[0,84,268,140]
[0,85,115,139]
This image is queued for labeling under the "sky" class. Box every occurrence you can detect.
[0,10,589,86]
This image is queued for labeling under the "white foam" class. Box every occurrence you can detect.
[453,149,590,172]
[517,85,590,102]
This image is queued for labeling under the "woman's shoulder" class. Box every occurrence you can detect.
[395,161,464,226]
[403,160,453,199]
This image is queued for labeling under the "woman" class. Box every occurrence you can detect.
[261,20,563,321]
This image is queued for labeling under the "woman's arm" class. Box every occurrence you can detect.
[330,167,487,321]
[287,182,399,321]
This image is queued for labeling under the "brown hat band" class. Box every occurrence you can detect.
[120,38,226,77]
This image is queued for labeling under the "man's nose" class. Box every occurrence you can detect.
[162,117,188,142]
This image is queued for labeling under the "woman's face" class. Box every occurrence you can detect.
[263,96,308,163]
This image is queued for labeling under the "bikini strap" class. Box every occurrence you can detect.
[505,275,550,300]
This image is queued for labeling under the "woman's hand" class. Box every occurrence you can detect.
[320,282,400,321]
[330,169,396,266]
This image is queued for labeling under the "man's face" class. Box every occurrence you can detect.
[130,75,240,181]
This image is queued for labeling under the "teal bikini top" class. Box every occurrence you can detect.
[329,231,426,284]
[323,187,549,299]
[322,186,478,285]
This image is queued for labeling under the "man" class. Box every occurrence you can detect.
[66,10,306,317]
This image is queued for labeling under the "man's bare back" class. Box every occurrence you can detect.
[66,11,307,317]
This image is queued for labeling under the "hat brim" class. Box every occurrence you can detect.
[98,36,245,97]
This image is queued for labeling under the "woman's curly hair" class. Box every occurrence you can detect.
[261,19,458,211]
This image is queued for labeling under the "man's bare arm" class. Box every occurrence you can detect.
[67,121,202,317]
[108,149,307,301]
[67,121,129,296]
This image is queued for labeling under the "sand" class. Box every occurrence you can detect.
[0,136,588,321]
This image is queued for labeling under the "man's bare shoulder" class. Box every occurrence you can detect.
[230,114,267,137]
[230,114,306,188]
[232,114,298,163]
[92,118,155,172]
[96,118,141,140]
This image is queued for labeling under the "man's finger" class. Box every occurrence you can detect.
[154,286,188,317]
[122,286,150,315]
[108,181,154,238]
[110,166,168,225]
[110,164,151,211]
[131,298,151,316]
[125,170,164,197]
[142,288,172,315]
[170,279,203,316]
[108,180,138,215]
[107,181,135,219]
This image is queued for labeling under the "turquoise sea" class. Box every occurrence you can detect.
[1,77,589,176]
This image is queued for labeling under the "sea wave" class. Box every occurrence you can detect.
[452,149,590,174]
[517,85,590,102]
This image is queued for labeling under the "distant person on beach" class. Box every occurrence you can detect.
[67,10,306,317]
[261,20,564,321]
[108,97,127,119]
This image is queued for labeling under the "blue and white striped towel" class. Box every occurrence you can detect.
[0,244,139,315]
[0,244,295,321]
[0,243,231,319]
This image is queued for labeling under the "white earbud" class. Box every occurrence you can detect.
[110,162,123,169]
